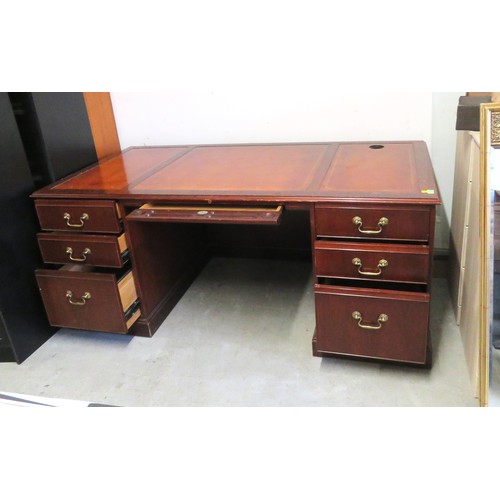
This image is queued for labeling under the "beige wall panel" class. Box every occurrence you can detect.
[459,137,481,398]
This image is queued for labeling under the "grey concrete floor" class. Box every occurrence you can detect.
[0,257,477,406]
[490,349,500,406]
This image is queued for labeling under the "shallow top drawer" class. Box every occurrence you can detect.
[315,204,432,242]
[35,200,122,233]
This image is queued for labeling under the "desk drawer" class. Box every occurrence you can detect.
[315,205,431,242]
[314,285,429,364]
[37,233,129,268]
[314,241,430,284]
[35,266,140,334]
[35,200,122,233]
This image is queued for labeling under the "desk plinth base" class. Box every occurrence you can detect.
[127,260,207,338]
[312,330,432,369]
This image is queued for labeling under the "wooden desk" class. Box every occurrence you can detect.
[32,141,441,366]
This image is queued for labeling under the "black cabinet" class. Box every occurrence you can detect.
[9,92,98,187]
[0,92,99,363]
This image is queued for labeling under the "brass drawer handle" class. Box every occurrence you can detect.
[352,311,388,330]
[66,247,91,262]
[352,216,388,234]
[66,290,91,306]
[352,257,388,276]
[63,212,89,228]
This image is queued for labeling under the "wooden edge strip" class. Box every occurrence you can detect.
[138,203,283,213]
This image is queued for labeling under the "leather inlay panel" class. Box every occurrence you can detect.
[132,144,328,194]
[52,147,188,192]
[320,143,419,196]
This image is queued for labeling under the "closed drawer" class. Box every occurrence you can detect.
[314,241,430,284]
[35,265,141,334]
[314,285,430,364]
[37,233,129,268]
[35,200,122,233]
[315,204,431,242]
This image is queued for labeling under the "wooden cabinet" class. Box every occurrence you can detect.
[35,199,141,334]
[312,203,435,366]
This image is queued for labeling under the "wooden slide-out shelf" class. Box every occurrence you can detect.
[127,204,283,225]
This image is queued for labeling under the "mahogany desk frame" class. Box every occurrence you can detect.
[32,141,441,366]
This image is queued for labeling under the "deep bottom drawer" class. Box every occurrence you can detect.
[36,265,141,334]
[314,285,430,364]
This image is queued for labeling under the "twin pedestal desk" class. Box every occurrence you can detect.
[32,141,441,367]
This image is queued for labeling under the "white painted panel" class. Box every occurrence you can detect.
[111,92,432,148]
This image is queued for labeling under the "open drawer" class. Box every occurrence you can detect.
[35,199,122,233]
[37,232,129,268]
[35,265,141,334]
[127,204,283,225]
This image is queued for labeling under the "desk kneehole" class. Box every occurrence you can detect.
[35,265,141,334]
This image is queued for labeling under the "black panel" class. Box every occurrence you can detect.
[9,92,98,185]
[456,95,492,131]
[0,93,56,363]
[8,93,47,188]
[0,313,16,362]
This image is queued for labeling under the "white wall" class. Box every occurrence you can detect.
[111,91,461,251]
[431,92,464,250]
[111,92,432,147]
